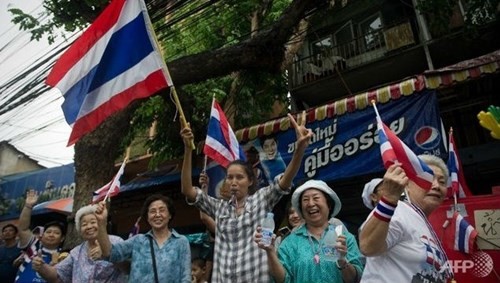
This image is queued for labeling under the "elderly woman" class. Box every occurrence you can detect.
[256,179,363,283]
[359,155,453,282]
[32,204,128,282]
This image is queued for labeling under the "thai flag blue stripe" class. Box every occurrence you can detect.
[61,13,154,125]
[89,13,153,91]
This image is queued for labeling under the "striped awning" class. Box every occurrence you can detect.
[424,49,500,89]
[236,49,500,142]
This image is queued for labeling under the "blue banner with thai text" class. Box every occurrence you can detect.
[244,90,445,185]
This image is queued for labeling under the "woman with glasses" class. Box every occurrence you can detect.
[95,194,191,283]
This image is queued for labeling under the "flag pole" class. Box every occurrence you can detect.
[450,127,458,210]
[143,3,195,150]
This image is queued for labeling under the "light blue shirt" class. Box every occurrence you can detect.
[109,230,191,283]
[278,224,364,283]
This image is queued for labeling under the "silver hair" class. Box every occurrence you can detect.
[75,204,98,233]
[418,154,449,183]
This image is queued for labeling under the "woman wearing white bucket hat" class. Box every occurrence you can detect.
[255,179,363,283]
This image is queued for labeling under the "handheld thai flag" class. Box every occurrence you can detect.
[446,128,472,199]
[372,101,434,190]
[46,0,172,146]
[92,159,127,203]
[128,217,141,238]
[452,211,477,254]
[203,99,246,168]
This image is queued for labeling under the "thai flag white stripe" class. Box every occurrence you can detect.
[205,136,236,161]
[76,53,163,120]
[54,0,140,93]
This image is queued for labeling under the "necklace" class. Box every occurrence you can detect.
[306,229,324,265]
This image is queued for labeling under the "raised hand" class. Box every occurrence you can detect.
[180,125,194,148]
[31,254,44,271]
[380,163,408,203]
[254,226,276,252]
[335,234,348,259]
[288,111,313,152]
[25,189,39,208]
[94,201,108,225]
[199,172,209,192]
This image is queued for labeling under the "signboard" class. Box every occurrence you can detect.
[0,163,75,221]
[243,90,445,185]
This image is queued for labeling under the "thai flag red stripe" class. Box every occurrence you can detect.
[68,70,167,145]
[46,0,127,86]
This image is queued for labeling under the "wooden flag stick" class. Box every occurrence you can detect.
[145,12,195,150]
[170,86,195,149]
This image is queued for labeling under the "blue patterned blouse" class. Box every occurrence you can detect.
[109,230,191,283]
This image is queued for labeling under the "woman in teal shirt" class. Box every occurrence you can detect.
[256,180,364,283]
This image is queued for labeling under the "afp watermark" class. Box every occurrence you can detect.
[448,252,494,278]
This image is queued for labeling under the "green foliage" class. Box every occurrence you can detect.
[417,0,499,37]
[8,0,104,43]
[10,0,291,166]
[416,0,456,36]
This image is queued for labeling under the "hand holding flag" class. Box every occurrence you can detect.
[372,101,435,190]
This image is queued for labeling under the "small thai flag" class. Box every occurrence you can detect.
[203,98,246,167]
[452,212,477,254]
[446,128,472,198]
[374,104,434,190]
[92,159,126,203]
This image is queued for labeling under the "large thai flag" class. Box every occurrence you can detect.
[375,107,434,190]
[46,0,172,146]
[447,129,472,198]
[204,99,246,168]
[92,159,126,203]
[452,211,477,254]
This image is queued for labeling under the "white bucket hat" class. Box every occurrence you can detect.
[292,180,341,218]
[361,178,383,209]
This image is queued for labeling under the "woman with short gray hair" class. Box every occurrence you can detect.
[32,204,128,282]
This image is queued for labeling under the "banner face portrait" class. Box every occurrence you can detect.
[245,90,445,184]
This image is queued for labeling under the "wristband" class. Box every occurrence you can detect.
[24,204,33,209]
[372,196,397,222]
[336,260,349,270]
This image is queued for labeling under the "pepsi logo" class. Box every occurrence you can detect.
[414,126,441,150]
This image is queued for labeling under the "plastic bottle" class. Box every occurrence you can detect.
[322,225,338,261]
[261,212,275,247]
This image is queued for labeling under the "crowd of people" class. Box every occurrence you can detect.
[0,114,455,283]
